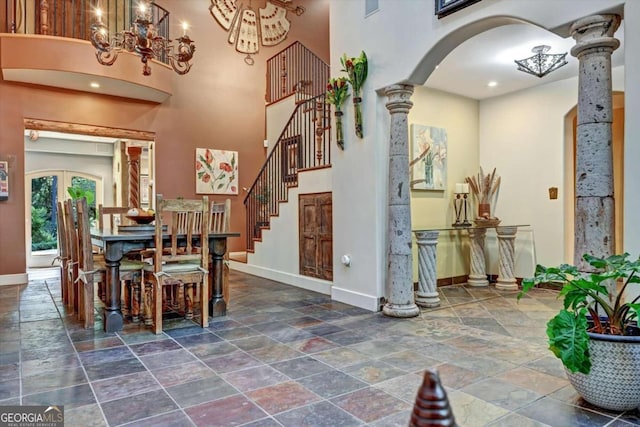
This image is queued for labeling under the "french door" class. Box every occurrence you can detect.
[25,170,103,268]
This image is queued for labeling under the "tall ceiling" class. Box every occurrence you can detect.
[425,23,625,100]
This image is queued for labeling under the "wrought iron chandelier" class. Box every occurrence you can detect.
[90,1,195,76]
[514,45,567,78]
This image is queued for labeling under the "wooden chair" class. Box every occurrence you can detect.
[63,198,79,314]
[54,201,70,306]
[98,205,129,232]
[143,194,210,334]
[210,199,231,304]
[75,198,145,328]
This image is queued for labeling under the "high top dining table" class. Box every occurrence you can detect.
[91,228,240,332]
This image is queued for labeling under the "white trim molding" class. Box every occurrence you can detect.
[0,273,28,286]
[229,261,332,295]
[331,286,380,312]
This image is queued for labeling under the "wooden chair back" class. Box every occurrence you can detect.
[76,197,97,328]
[56,201,69,304]
[154,194,210,269]
[210,199,230,233]
[63,198,79,313]
[99,205,129,231]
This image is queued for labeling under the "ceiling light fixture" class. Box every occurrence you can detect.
[487,81,497,87]
[515,45,567,78]
[90,82,100,88]
[90,0,195,76]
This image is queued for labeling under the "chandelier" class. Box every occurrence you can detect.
[514,45,567,78]
[90,1,195,76]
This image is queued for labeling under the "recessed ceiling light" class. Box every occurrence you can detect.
[488,81,498,87]
[90,82,100,88]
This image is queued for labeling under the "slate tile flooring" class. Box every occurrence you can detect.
[1,268,640,426]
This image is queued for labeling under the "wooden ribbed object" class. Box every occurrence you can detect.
[409,369,456,427]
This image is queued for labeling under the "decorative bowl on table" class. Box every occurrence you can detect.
[125,208,155,224]
[473,217,501,227]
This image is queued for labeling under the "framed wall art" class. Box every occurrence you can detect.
[195,148,238,195]
[435,0,482,18]
[0,160,8,200]
[410,124,447,191]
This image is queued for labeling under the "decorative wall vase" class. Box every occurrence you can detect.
[334,110,344,150]
[341,51,368,138]
[478,203,491,218]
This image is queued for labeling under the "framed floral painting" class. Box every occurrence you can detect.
[195,148,238,195]
[410,124,447,191]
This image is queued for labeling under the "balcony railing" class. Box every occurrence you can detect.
[265,41,330,104]
[0,0,170,64]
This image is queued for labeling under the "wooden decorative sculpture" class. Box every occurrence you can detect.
[209,0,304,65]
[409,369,457,427]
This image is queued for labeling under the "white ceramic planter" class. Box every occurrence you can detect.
[565,332,640,411]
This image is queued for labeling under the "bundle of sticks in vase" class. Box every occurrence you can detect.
[465,167,501,226]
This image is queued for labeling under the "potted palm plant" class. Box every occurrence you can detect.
[518,253,640,410]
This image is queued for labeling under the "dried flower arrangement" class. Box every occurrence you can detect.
[465,167,501,224]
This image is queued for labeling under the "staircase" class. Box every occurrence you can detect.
[245,43,330,252]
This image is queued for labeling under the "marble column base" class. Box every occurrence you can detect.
[467,276,489,287]
[383,302,420,318]
[415,291,440,308]
[495,279,518,291]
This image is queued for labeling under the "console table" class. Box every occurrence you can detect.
[412,225,530,308]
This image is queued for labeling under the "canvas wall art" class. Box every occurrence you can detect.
[195,148,238,195]
[410,124,447,191]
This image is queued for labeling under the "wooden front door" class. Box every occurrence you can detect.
[299,192,333,280]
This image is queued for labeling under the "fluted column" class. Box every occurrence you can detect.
[414,230,440,308]
[496,226,518,290]
[383,84,419,318]
[467,228,488,287]
[570,14,620,270]
[127,146,143,209]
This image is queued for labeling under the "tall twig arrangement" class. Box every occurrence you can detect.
[341,51,368,138]
[326,77,350,150]
[465,167,501,219]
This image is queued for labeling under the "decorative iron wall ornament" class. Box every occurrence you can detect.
[515,45,568,78]
[209,0,304,65]
[90,0,196,76]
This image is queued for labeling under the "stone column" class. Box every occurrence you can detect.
[467,228,488,287]
[127,146,143,209]
[383,84,419,318]
[414,230,440,308]
[570,14,621,269]
[496,226,518,290]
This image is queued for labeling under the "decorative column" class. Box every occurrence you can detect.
[383,84,419,318]
[467,228,488,287]
[496,226,518,290]
[414,230,440,308]
[126,146,143,209]
[570,14,620,270]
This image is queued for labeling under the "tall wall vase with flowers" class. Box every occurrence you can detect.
[341,51,368,138]
[326,77,350,150]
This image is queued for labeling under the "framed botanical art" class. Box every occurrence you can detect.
[435,0,482,18]
[0,160,7,200]
[410,124,447,191]
[195,148,238,195]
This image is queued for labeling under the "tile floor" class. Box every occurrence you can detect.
[1,268,639,426]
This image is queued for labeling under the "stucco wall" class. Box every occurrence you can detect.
[0,0,329,279]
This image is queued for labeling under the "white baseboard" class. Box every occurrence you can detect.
[0,273,28,286]
[331,286,380,312]
[229,261,331,295]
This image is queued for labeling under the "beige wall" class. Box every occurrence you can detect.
[0,0,329,277]
[408,86,479,282]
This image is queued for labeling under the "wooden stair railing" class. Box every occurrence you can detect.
[244,93,331,251]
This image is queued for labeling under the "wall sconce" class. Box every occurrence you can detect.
[549,187,558,200]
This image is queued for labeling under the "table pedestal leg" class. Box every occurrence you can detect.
[104,258,123,332]
[414,230,440,308]
[209,237,227,317]
[496,226,518,290]
[467,228,489,287]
